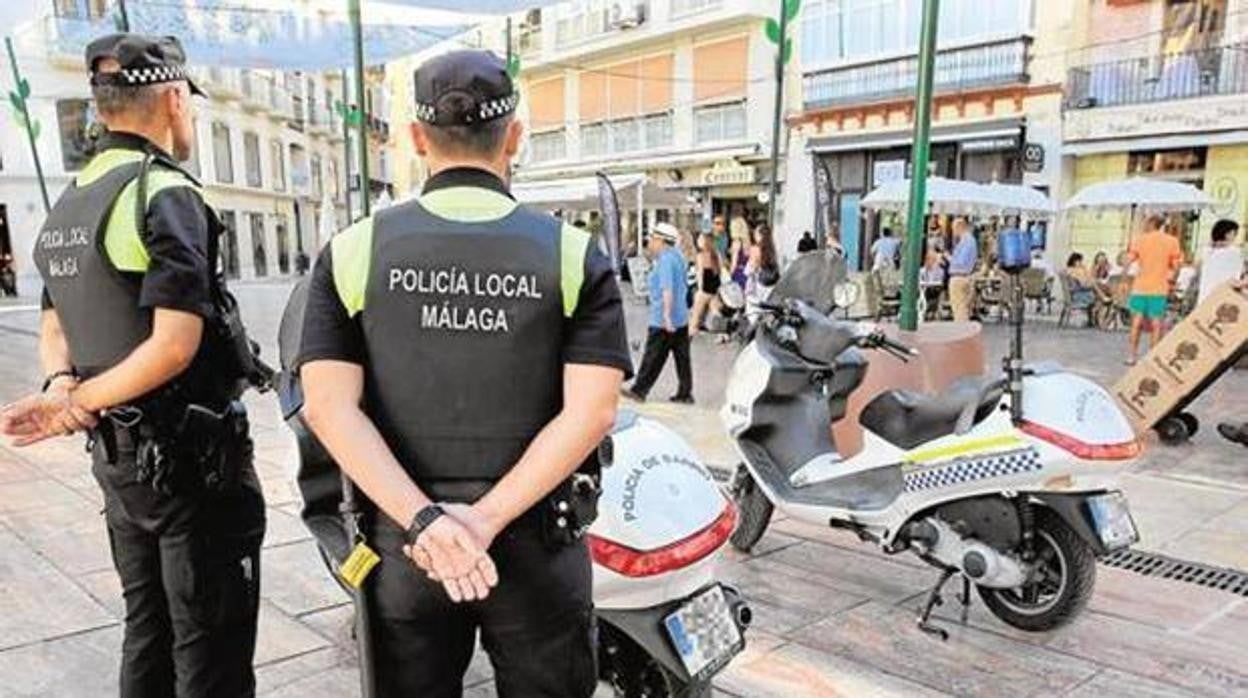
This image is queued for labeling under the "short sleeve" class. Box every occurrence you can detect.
[297,245,366,366]
[138,187,214,317]
[563,245,633,378]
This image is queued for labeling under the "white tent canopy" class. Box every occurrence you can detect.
[981,182,1057,216]
[511,174,692,211]
[1064,178,1214,212]
[861,176,996,216]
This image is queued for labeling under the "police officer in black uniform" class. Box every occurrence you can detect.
[0,34,267,697]
[298,50,632,697]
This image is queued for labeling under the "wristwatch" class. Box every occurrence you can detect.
[404,504,445,547]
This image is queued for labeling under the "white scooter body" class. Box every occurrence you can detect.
[591,413,734,610]
[722,300,1140,633]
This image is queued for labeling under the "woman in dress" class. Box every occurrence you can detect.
[689,232,723,337]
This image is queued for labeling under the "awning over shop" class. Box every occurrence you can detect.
[1062,130,1248,156]
[806,117,1024,154]
[511,174,693,211]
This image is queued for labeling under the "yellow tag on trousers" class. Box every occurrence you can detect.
[339,542,381,589]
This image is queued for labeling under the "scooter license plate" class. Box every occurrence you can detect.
[663,585,744,683]
[1088,492,1138,551]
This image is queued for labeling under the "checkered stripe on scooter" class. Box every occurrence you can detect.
[903,447,1042,493]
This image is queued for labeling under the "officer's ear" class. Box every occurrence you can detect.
[502,119,524,159]
[410,122,431,157]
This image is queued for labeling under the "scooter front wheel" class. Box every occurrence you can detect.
[729,466,774,554]
[978,508,1096,632]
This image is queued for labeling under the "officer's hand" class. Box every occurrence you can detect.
[408,516,498,603]
[1,394,64,446]
[45,381,97,436]
[441,503,502,552]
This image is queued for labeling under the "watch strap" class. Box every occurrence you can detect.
[404,504,445,546]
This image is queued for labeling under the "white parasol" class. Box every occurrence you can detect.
[1064,178,1214,212]
[981,182,1058,217]
[861,176,995,216]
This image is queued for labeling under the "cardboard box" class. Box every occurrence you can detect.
[1113,282,1247,433]
[1185,282,1248,361]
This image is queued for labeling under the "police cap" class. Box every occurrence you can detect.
[85,33,205,96]
[412,50,518,127]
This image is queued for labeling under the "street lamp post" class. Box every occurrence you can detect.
[5,37,50,214]
[349,0,371,218]
[764,0,793,231]
[899,0,940,332]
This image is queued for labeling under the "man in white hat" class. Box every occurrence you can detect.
[623,222,694,403]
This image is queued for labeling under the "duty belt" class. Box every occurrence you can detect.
[90,400,250,495]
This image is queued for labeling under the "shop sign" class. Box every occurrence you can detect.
[1022,143,1045,173]
[1065,96,1248,141]
[961,137,1019,153]
[872,160,906,187]
[703,161,757,186]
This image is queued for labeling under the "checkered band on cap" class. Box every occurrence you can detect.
[119,65,188,85]
[413,92,519,125]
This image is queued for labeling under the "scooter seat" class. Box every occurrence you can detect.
[859,376,1005,450]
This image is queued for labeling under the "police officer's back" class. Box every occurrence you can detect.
[1,34,267,697]
[298,50,632,697]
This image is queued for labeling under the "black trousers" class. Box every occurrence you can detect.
[93,427,266,698]
[370,511,596,698]
[630,326,692,399]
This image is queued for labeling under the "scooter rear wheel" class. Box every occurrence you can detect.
[729,466,774,554]
[978,508,1096,632]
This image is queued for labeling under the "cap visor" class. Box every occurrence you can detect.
[186,76,205,97]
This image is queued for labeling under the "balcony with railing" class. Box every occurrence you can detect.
[1065,43,1248,110]
[803,36,1032,111]
[240,72,270,112]
[268,85,293,122]
[205,67,243,99]
[671,0,723,20]
[554,1,652,49]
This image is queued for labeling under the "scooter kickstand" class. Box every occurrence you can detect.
[917,568,956,641]
[957,574,972,625]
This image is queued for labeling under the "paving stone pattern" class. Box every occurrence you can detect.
[0,282,1243,697]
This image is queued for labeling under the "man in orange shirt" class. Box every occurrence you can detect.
[1124,214,1183,365]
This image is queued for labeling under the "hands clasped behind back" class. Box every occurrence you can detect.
[404,506,500,603]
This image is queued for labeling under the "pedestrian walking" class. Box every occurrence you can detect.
[623,222,693,404]
[1125,214,1183,365]
[297,50,631,696]
[870,227,901,271]
[826,225,846,259]
[0,34,269,697]
[689,232,722,337]
[710,214,731,263]
[947,217,979,322]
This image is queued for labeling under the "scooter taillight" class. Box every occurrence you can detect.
[588,502,737,578]
[1019,421,1141,461]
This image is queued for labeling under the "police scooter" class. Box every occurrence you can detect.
[724,230,1141,637]
[276,280,750,698]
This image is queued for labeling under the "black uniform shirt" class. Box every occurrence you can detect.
[299,167,633,377]
[42,131,215,319]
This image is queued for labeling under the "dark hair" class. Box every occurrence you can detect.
[754,225,777,270]
[1066,252,1084,268]
[1212,218,1240,243]
[421,114,512,159]
[91,82,166,117]
[1144,213,1166,231]
[882,227,893,237]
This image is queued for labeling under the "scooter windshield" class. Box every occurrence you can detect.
[769,251,848,316]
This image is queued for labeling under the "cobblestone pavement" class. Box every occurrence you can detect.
[0,280,1244,697]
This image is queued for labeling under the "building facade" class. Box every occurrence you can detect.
[783,0,1070,269]
[0,2,349,296]
[514,0,799,250]
[1060,0,1248,260]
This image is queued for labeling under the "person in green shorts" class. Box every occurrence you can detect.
[1124,215,1183,365]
